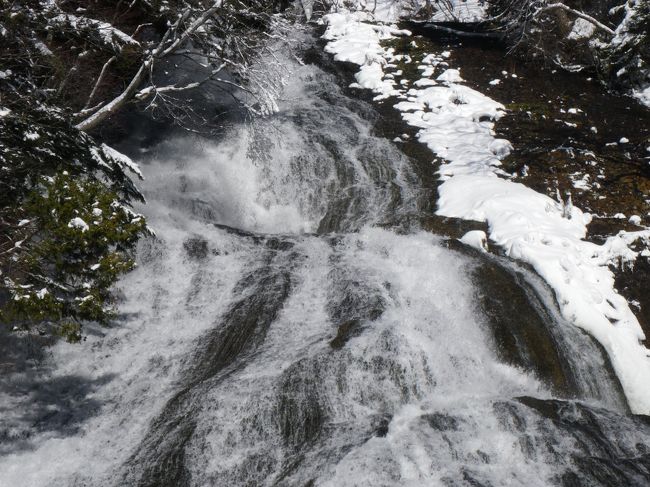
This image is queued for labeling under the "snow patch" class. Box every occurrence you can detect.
[322,11,409,98]
[460,230,488,252]
[68,217,89,232]
[99,143,143,178]
[568,18,596,40]
[436,68,463,83]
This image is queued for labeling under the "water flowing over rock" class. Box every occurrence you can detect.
[1,15,649,487]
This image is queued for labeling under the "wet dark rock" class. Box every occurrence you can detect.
[518,395,650,478]
[614,255,650,347]
[373,415,391,437]
[461,468,494,487]
[326,247,387,352]
[265,237,296,252]
[329,319,364,350]
[421,412,460,432]
[277,359,325,448]
[420,216,488,241]
[472,258,574,395]
[122,249,295,486]
[491,397,650,485]
[183,236,209,260]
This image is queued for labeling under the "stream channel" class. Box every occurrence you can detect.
[1,23,650,487]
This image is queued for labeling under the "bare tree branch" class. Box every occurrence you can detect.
[74,2,227,131]
[133,63,226,100]
[84,56,117,110]
[73,0,282,132]
[75,59,151,131]
[132,23,153,39]
[538,3,615,36]
[159,2,224,58]
[74,101,107,118]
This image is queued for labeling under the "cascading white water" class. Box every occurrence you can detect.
[1,31,649,487]
[168,227,550,486]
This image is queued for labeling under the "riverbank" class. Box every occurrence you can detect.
[319,8,650,414]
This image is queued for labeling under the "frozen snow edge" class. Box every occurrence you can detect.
[321,9,650,415]
[632,85,650,109]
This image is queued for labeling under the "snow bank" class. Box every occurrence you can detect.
[322,9,650,414]
[322,11,409,95]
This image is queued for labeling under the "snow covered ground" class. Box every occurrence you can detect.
[320,5,650,414]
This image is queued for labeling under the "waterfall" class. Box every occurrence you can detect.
[1,28,649,487]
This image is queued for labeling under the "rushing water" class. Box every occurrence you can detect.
[1,32,650,487]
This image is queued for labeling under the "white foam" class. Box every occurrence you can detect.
[0,218,253,486]
[187,228,549,484]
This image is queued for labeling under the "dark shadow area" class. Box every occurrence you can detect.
[403,20,505,47]
[0,328,115,454]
